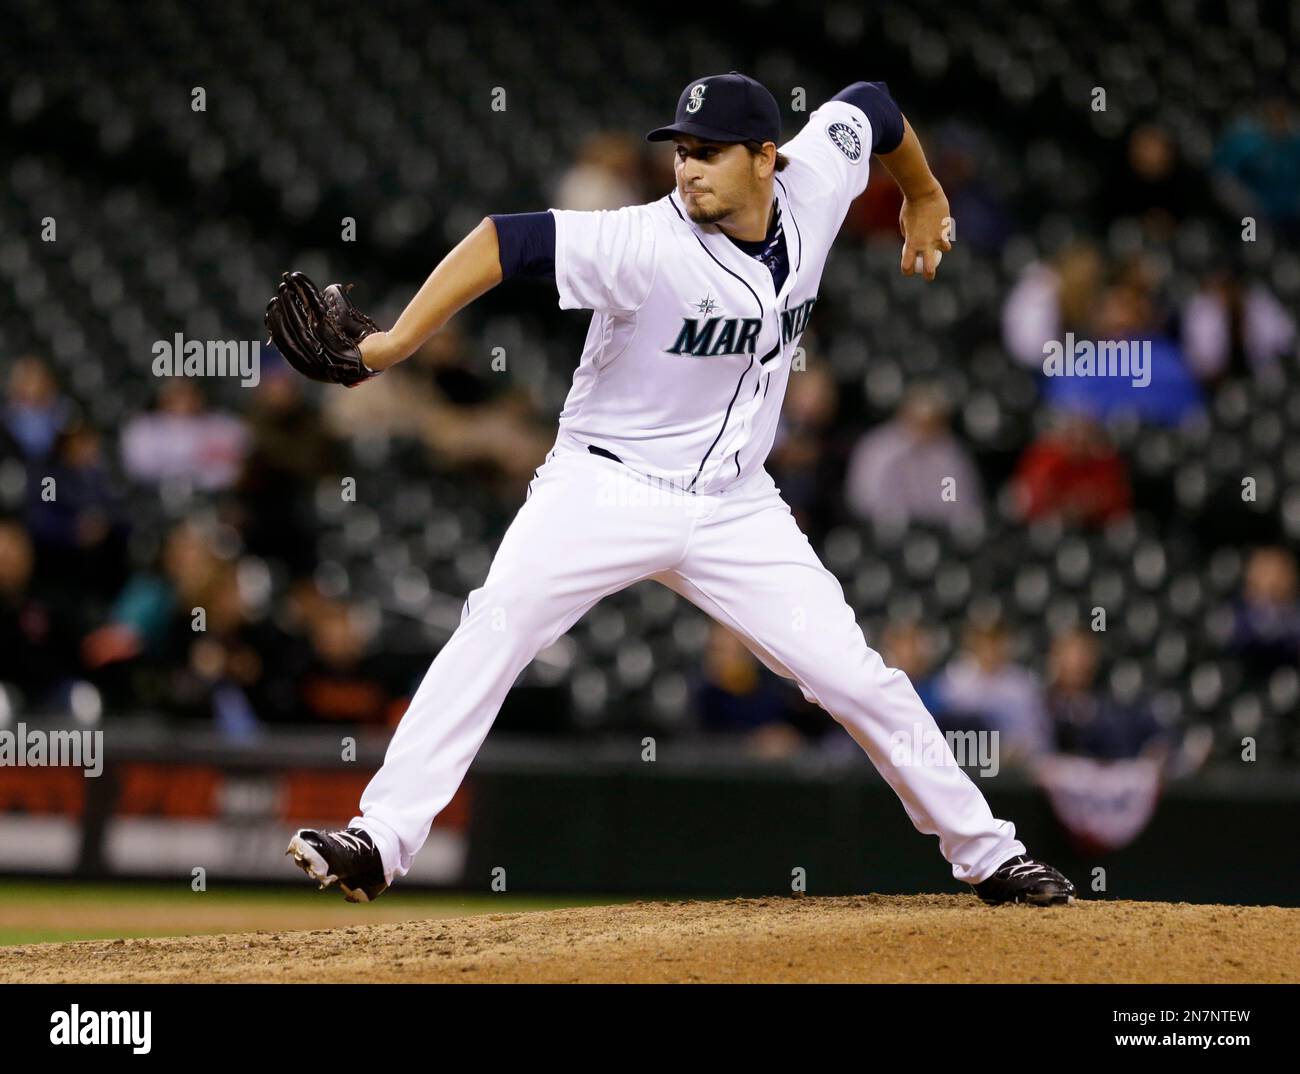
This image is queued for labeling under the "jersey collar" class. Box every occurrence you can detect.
[668,183,799,309]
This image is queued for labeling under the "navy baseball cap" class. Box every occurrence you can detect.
[646,71,781,145]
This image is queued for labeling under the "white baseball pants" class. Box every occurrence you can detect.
[352,440,1026,886]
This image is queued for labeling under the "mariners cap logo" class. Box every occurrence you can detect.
[645,72,780,145]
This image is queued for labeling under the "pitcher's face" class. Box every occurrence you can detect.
[673,135,767,225]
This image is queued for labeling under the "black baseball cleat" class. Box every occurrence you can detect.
[286,827,388,903]
[971,854,1076,906]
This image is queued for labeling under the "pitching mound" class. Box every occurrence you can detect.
[2,895,1295,983]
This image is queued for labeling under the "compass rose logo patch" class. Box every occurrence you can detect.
[826,121,862,162]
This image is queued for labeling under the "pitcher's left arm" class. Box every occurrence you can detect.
[831,81,952,282]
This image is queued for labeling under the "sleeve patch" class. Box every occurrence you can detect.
[826,121,863,162]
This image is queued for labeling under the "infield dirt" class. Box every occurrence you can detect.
[2,894,1294,983]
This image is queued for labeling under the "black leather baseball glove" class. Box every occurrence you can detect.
[264,271,381,386]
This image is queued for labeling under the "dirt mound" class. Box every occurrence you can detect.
[2,895,1294,983]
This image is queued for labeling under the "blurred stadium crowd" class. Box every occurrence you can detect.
[2,0,1299,776]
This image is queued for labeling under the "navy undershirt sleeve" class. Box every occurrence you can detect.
[488,211,556,280]
[830,81,904,154]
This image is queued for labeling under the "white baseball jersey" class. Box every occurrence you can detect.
[548,98,874,494]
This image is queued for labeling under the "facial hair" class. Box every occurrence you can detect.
[683,195,731,225]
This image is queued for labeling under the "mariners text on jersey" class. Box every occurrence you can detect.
[666,296,817,359]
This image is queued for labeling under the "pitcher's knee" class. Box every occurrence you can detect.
[808,643,920,721]
[461,577,565,641]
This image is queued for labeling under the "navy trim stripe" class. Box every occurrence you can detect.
[775,177,802,271]
[587,440,697,495]
[689,355,754,492]
[670,193,767,492]
[758,342,779,365]
[526,447,557,500]
[731,367,768,480]
[588,444,623,464]
[669,196,764,319]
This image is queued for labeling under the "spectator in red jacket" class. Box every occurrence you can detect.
[1011,411,1132,527]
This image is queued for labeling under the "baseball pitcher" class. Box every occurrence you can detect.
[270,73,1076,907]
